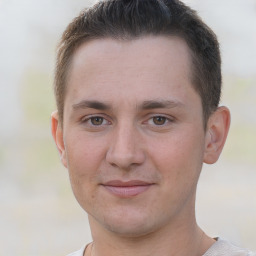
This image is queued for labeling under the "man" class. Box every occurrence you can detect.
[51,0,255,255]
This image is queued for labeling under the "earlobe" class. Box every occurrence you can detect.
[51,111,68,168]
[203,106,231,164]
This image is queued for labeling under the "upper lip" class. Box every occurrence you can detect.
[103,180,154,187]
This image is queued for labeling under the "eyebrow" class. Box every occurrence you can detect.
[72,100,111,110]
[140,100,184,110]
[72,99,184,111]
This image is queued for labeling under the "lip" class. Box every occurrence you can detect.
[102,180,154,198]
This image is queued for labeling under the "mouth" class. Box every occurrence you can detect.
[101,180,154,198]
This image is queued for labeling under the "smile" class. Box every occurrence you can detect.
[102,180,154,198]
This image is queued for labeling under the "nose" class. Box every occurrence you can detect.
[106,123,145,170]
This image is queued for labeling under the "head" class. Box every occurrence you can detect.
[51,0,230,240]
[54,0,221,127]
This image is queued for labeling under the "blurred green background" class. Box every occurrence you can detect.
[0,0,255,255]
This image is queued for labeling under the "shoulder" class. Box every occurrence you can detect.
[66,245,86,256]
[204,238,256,256]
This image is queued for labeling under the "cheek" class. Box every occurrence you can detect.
[147,132,205,212]
[147,130,205,181]
[65,134,106,174]
[64,134,108,203]
[64,135,105,211]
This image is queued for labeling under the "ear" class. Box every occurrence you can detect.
[51,111,68,168]
[203,106,231,164]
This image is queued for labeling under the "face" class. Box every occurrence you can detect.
[54,36,210,237]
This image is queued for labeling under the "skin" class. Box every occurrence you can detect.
[52,36,230,256]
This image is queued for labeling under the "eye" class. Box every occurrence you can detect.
[90,116,104,126]
[144,115,175,128]
[152,116,167,125]
[81,115,110,126]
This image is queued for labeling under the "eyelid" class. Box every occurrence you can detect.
[143,114,175,126]
[81,114,112,125]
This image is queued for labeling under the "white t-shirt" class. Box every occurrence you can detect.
[67,238,256,256]
[203,238,256,256]
[67,245,85,256]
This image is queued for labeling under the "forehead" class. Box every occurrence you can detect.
[65,36,199,110]
[69,36,192,80]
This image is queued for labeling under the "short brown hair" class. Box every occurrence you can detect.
[54,0,221,125]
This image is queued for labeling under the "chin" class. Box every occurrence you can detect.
[97,209,161,238]
[106,221,156,238]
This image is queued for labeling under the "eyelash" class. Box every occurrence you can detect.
[80,114,174,128]
[146,115,174,126]
[81,115,111,126]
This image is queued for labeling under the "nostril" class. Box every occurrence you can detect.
[106,145,146,170]
[105,126,146,169]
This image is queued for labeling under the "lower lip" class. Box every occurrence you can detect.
[103,185,152,197]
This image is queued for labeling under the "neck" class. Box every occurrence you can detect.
[87,215,215,256]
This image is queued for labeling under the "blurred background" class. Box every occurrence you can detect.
[0,0,255,255]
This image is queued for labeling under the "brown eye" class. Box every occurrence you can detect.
[90,117,104,125]
[152,116,167,125]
